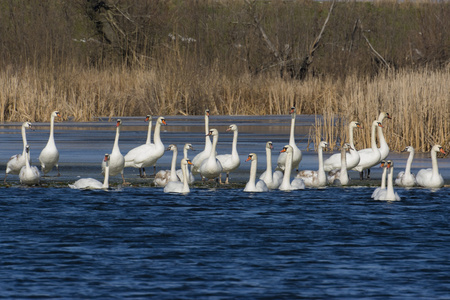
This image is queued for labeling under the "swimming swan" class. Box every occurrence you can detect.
[164,158,192,194]
[278,145,305,191]
[352,121,383,179]
[154,144,180,187]
[324,121,362,171]
[416,145,446,189]
[395,146,416,187]
[199,128,223,180]
[192,109,212,175]
[374,160,400,201]
[371,160,387,198]
[102,119,126,184]
[243,153,268,192]
[259,141,283,189]
[176,143,195,184]
[296,141,328,187]
[19,145,40,186]
[277,106,302,172]
[217,124,240,184]
[5,122,33,183]
[327,143,352,186]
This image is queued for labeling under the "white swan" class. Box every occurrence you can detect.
[5,122,33,183]
[154,144,179,187]
[176,143,195,184]
[374,160,400,201]
[39,111,61,176]
[352,121,383,179]
[259,141,283,189]
[199,128,223,180]
[365,112,392,178]
[192,109,212,175]
[277,106,302,172]
[69,154,110,190]
[140,114,153,177]
[296,141,328,187]
[416,144,446,189]
[217,124,240,184]
[371,160,387,198]
[395,146,417,187]
[244,153,269,192]
[102,119,126,184]
[164,158,192,194]
[327,143,352,186]
[324,121,362,171]
[19,145,40,186]
[279,145,305,191]
[124,116,167,177]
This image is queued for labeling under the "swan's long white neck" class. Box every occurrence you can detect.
[370,123,378,151]
[146,119,152,144]
[103,161,109,189]
[48,114,56,144]
[249,158,258,189]
[153,121,163,148]
[209,133,218,160]
[112,125,121,154]
[265,146,273,182]
[349,124,355,148]
[25,150,31,170]
[170,149,178,182]
[431,148,440,178]
[204,113,212,149]
[181,162,189,193]
[21,124,28,156]
[405,150,414,175]
[318,146,326,184]
[381,167,387,189]
[386,166,395,199]
[340,148,348,184]
[183,147,188,159]
[281,151,293,189]
[231,129,238,156]
[377,124,388,153]
[289,113,296,146]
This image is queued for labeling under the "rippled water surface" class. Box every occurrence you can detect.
[0,115,449,299]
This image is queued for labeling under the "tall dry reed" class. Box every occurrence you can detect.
[0,63,448,153]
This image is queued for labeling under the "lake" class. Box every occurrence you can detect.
[0,115,449,299]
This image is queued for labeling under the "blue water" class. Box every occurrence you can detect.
[1,186,449,299]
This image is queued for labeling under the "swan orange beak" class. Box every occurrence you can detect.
[145,116,150,122]
[356,123,362,129]
[386,113,392,119]
[440,148,446,155]
[270,144,273,150]
[226,128,231,132]
[280,148,287,153]
[377,123,383,128]
[116,121,121,127]
[161,119,167,125]
[187,160,193,165]
[246,156,252,162]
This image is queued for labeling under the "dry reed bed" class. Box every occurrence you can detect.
[0,65,448,152]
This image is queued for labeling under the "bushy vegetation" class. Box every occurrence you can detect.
[0,0,448,151]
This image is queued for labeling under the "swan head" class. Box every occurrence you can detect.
[205,109,210,116]
[184,143,194,151]
[226,124,238,132]
[157,117,167,125]
[181,158,193,166]
[319,141,328,149]
[386,160,393,169]
[342,143,353,151]
[246,153,257,162]
[378,112,392,121]
[266,141,273,150]
[166,144,177,151]
[52,111,61,118]
[290,106,296,117]
[207,128,219,136]
[281,145,293,153]
[432,144,446,155]
[103,154,110,162]
[116,119,122,127]
[350,121,362,129]
[373,121,383,128]
[402,146,415,153]
[23,122,32,129]
[380,160,386,168]
[145,115,151,122]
